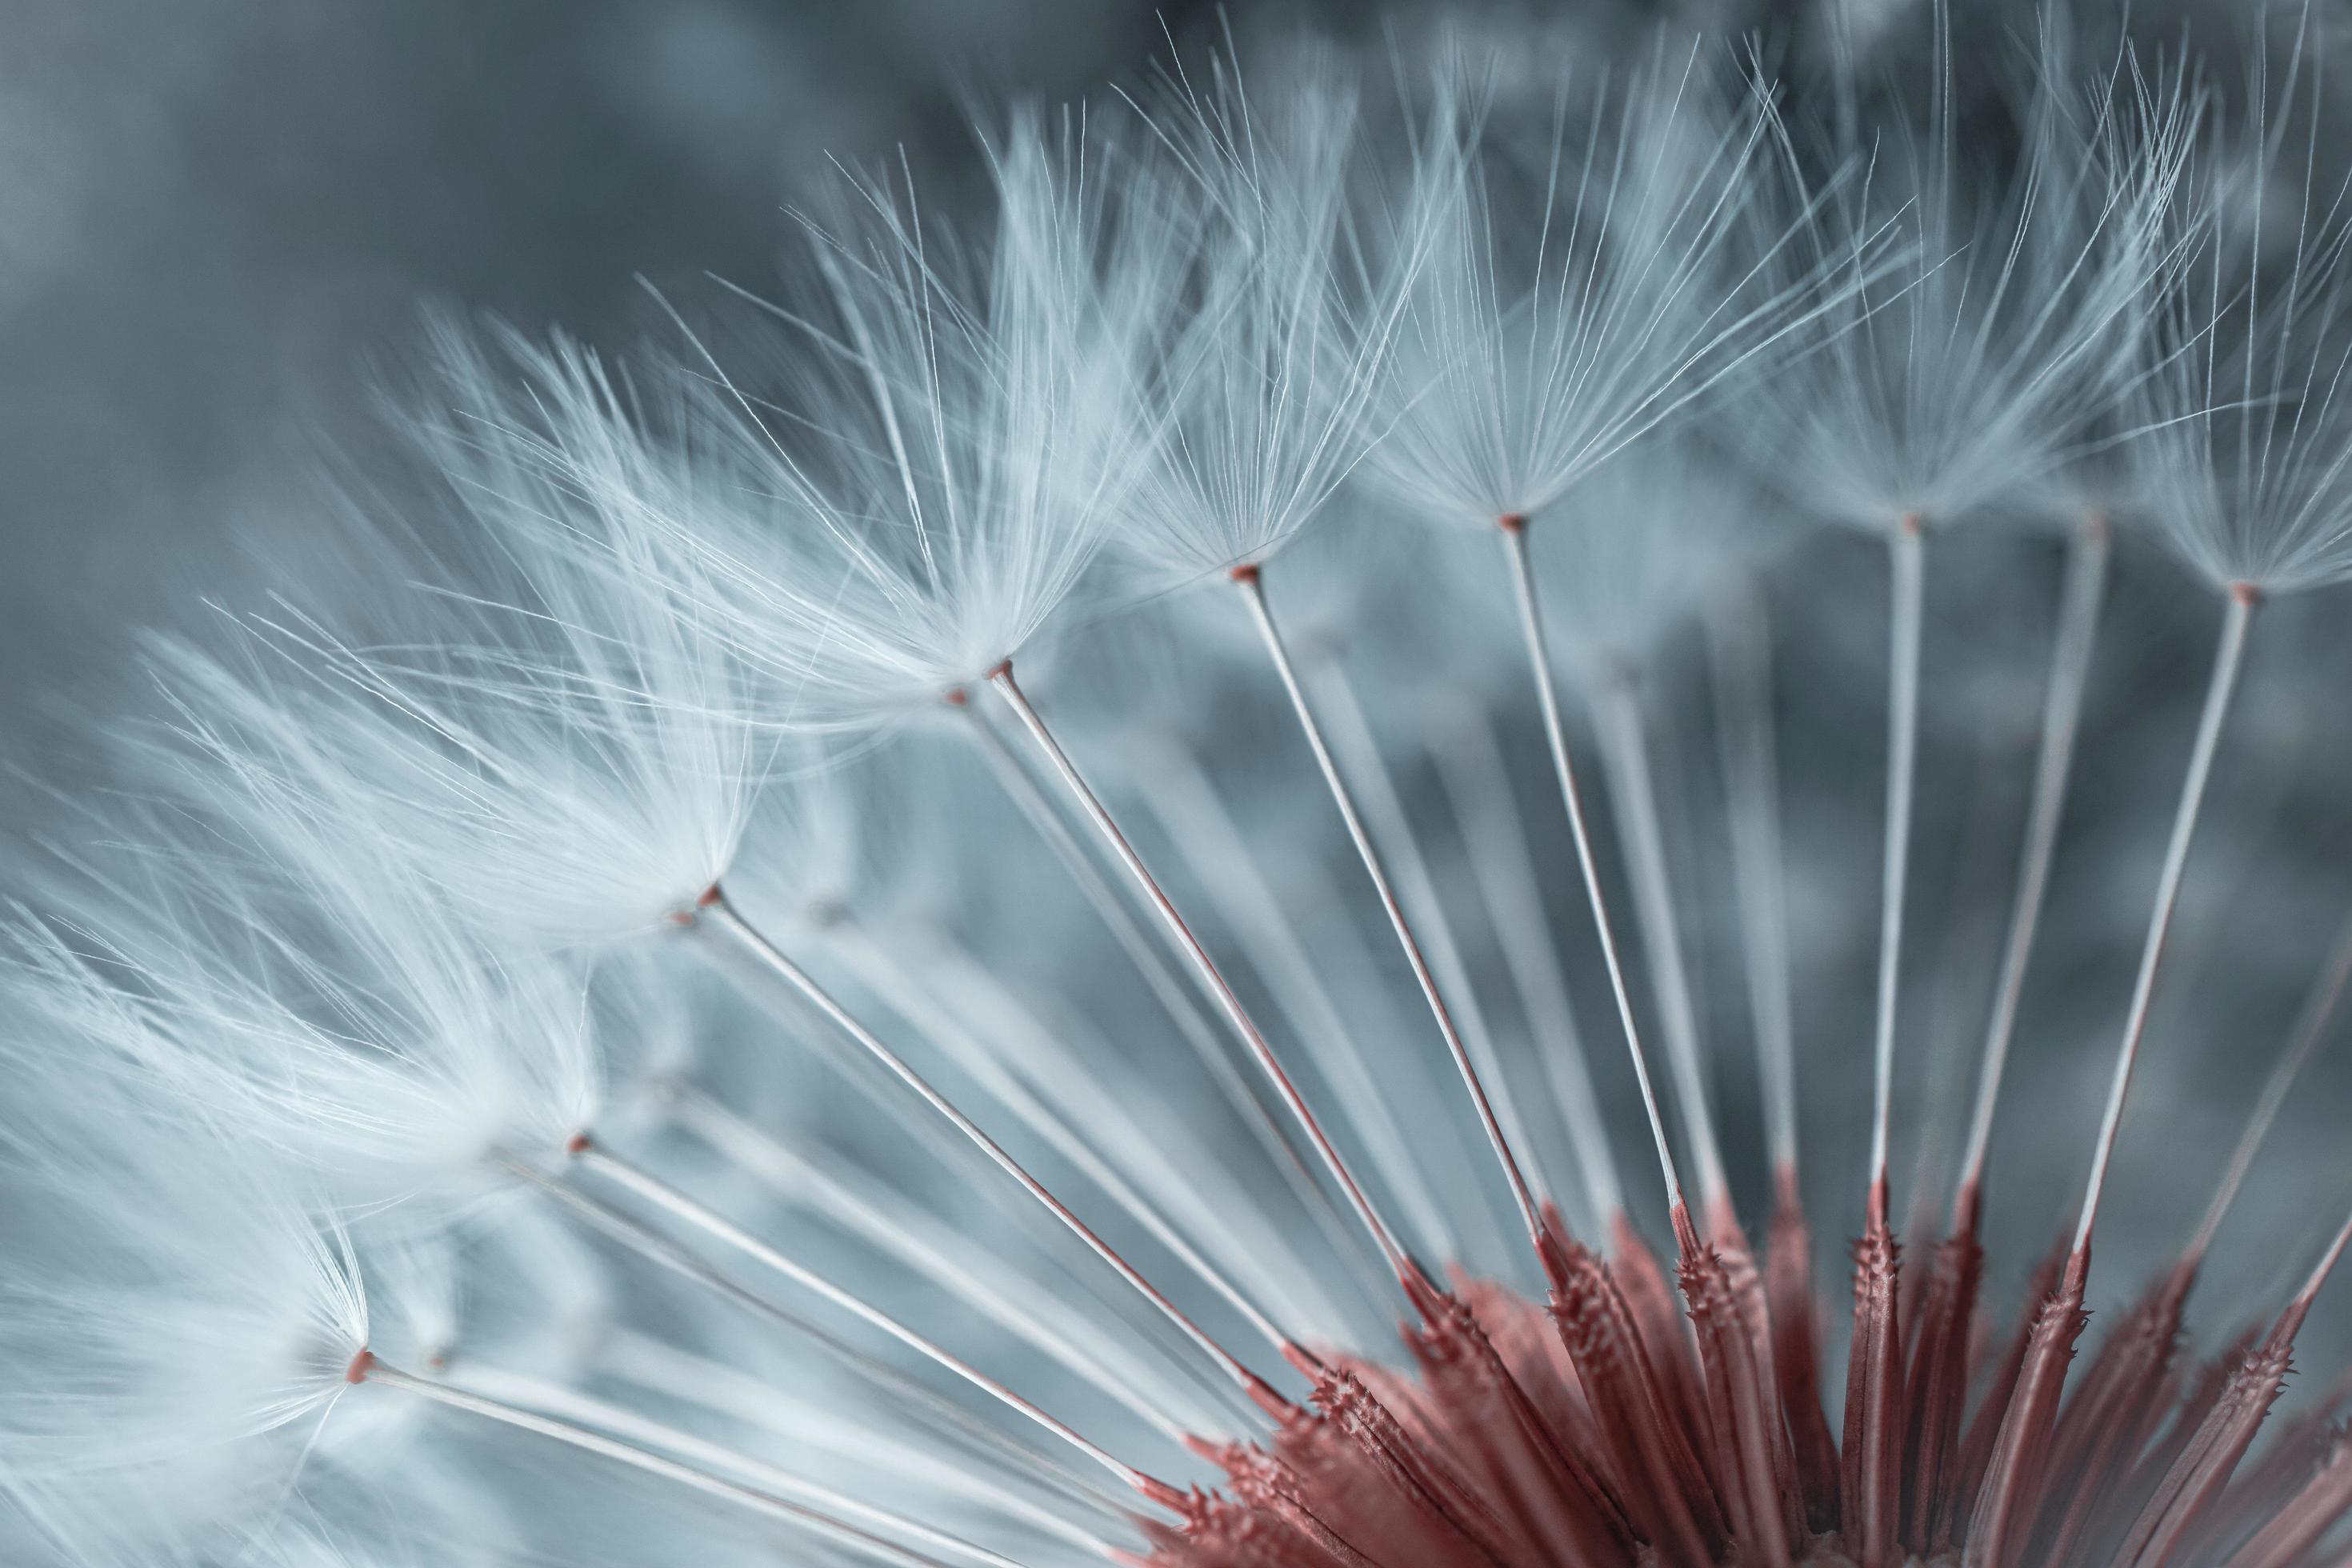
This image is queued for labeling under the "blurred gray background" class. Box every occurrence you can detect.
[0,0,1224,744]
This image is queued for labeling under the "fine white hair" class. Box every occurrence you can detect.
[9,781,602,1206]
[2134,10,2352,597]
[1365,30,1855,529]
[0,1102,368,1568]
[641,106,1179,724]
[1112,40,1421,586]
[1734,14,2195,534]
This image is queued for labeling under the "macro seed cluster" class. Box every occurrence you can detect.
[7,6,2352,1568]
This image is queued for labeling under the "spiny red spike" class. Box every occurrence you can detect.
[2217,1425,2352,1568]
[1136,1470,1335,1568]
[2122,1328,2258,1508]
[1765,1165,1842,1533]
[1451,1259,1602,1458]
[1840,1174,1906,1568]
[1544,1222,1726,1566]
[1963,1246,2090,1568]
[2118,1211,2352,1568]
[1952,1228,2070,1523]
[1607,1209,1714,1474]
[2115,1328,2298,1568]
[1399,1270,1633,1558]
[1672,1202,1798,1568]
[2030,1254,2197,1566]
[1224,1446,1383,1568]
[2192,1370,2352,1565]
[1259,1383,1478,1567]
[1317,1365,1527,1568]
[1703,1199,1806,1547]
[1902,1180,1985,1553]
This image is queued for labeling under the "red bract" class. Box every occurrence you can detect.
[1142,1185,2352,1568]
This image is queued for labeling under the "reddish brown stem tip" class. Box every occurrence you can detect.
[1137,1473,1196,1514]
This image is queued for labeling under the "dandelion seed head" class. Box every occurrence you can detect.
[13,12,2352,1568]
[10,792,605,1206]
[2132,28,2352,598]
[618,108,1179,729]
[1366,33,1817,531]
[1112,42,1414,588]
[1741,18,2191,536]
[0,1112,367,1568]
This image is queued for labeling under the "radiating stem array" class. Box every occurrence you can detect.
[1500,515,1687,1218]
[987,659,1421,1294]
[1234,562,1548,1250]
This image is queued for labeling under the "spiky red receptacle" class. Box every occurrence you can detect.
[1142,1206,2350,1568]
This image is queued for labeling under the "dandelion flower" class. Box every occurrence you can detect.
[11,18,2352,1568]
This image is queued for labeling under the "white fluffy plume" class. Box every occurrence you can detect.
[642,106,1181,722]
[0,1105,367,1568]
[1113,42,1421,586]
[2134,14,2352,597]
[1365,32,1851,530]
[1737,17,2195,534]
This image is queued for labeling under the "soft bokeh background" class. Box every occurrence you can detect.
[0,0,1198,743]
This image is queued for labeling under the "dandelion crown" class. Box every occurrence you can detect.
[13,7,2352,1568]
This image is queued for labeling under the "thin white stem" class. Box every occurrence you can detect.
[2286,1206,2352,1326]
[510,1160,1122,1517]
[1308,646,1562,1241]
[1708,578,1799,1179]
[572,1142,1167,1494]
[815,912,1348,1366]
[1424,703,1626,1230]
[1234,570,1545,1241]
[693,889,1297,1405]
[598,1329,1126,1554]
[1127,733,1474,1264]
[988,660,1418,1289]
[2185,897,2352,1264]
[1501,520,1684,1212]
[958,701,1343,1254]
[1870,520,1926,1190]
[670,1088,1212,1446]
[2074,586,2257,1255]
[358,1357,988,1566]
[446,1362,1046,1568]
[1590,667,1731,1214]
[1956,515,2110,1202]
[1902,733,2023,1246]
